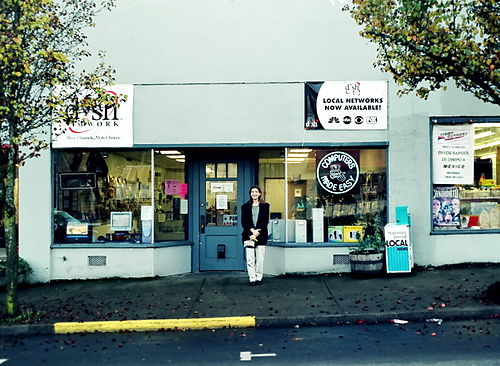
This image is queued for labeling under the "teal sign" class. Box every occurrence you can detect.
[385,224,412,273]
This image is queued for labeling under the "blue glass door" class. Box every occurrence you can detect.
[200,161,245,271]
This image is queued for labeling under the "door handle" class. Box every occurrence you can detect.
[200,215,205,234]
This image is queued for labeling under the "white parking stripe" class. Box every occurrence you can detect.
[240,352,277,361]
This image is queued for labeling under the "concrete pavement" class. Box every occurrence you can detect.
[0,264,499,336]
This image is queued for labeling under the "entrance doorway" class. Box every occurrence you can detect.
[198,158,252,271]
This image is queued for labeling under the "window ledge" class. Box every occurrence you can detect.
[430,229,500,235]
[267,242,357,248]
[51,241,194,249]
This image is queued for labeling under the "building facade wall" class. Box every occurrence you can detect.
[50,246,191,280]
[17,0,500,282]
[19,148,52,283]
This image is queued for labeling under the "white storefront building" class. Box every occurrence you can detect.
[17,1,499,282]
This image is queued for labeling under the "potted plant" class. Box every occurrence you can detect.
[0,257,33,286]
[349,214,385,276]
[349,233,385,276]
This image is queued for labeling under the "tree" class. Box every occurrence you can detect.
[0,0,119,317]
[344,0,499,105]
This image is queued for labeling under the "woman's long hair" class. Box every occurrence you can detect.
[248,185,264,203]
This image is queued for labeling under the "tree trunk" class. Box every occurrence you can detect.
[0,151,5,236]
[4,143,19,317]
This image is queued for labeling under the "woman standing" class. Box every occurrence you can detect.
[241,185,270,286]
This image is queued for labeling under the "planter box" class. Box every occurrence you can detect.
[350,252,384,276]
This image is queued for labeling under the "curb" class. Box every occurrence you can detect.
[0,316,256,337]
[54,316,256,334]
[256,306,500,328]
[0,307,498,337]
[0,324,54,337]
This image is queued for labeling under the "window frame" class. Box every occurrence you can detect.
[52,148,189,246]
[258,145,389,246]
[430,116,500,235]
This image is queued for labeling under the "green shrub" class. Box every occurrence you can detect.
[350,213,386,254]
[0,257,33,276]
[350,233,385,254]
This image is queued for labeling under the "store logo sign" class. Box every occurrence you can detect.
[316,151,359,194]
[52,84,134,148]
[65,90,120,134]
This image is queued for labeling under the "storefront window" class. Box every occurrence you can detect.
[154,150,188,241]
[259,148,387,244]
[54,149,188,244]
[432,119,500,231]
[258,149,285,219]
[285,148,387,243]
[54,150,151,243]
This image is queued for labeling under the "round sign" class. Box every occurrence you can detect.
[316,151,359,194]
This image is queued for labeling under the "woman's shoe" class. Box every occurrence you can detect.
[255,280,263,286]
[249,281,256,286]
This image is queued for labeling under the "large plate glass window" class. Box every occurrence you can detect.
[431,117,500,231]
[283,148,387,244]
[154,150,188,241]
[54,149,188,244]
[258,150,286,220]
[54,150,151,243]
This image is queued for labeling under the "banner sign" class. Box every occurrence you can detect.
[316,150,360,195]
[305,81,387,130]
[52,84,134,148]
[432,124,474,184]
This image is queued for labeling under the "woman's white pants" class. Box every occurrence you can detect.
[245,245,266,282]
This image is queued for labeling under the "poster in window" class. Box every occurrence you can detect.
[165,179,179,195]
[179,183,188,198]
[433,187,461,230]
[216,195,228,210]
[432,125,474,184]
[316,150,360,196]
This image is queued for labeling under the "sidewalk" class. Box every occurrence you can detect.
[1,264,499,336]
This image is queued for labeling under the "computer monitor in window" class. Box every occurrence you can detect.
[110,211,132,232]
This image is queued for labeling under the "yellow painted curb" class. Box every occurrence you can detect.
[53,316,256,334]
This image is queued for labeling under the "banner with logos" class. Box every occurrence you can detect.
[432,124,474,184]
[52,84,134,148]
[305,81,387,130]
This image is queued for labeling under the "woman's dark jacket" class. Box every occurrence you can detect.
[241,201,270,245]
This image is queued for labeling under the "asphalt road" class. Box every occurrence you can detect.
[0,319,498,365]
